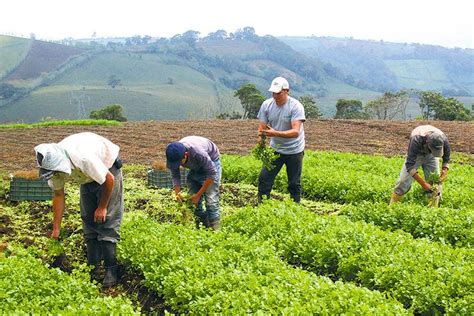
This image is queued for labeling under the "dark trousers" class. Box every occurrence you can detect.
[80,164,123,243]
[258,151,304,203]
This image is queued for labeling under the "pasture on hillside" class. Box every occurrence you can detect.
[0,119,473,314]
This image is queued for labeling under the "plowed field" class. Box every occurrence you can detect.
[1,119,472,172]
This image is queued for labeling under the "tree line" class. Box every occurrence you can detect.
[91,84,472,122]
[229,83,472,121]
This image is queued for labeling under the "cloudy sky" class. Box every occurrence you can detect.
[1,0,473,48]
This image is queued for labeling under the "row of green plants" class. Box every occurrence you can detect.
[0,246,139,315]
[339,201,474,248]
[222,151,474,208]
[0,119,121,129]
[1,164,472,314]
[223,200,473,314]
[119,211,407,314]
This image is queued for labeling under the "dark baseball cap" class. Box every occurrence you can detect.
[166,142,186,169]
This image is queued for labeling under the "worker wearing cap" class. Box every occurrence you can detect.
[166,136,221,230]
[390,125,451,204]
[257,76,306,203]
[34,132,123,287]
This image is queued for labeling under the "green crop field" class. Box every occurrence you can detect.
[1,148,473,314]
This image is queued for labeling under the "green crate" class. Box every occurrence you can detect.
[147,169,188,189]
[10,177,53,201]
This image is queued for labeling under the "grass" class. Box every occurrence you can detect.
[0,35,31,79]
[0,51,243,123]
[0,119,121,129]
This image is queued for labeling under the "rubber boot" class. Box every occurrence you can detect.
[195,216,209,229]
[209,218,221,231]
[389,192,402,205]
[86,239,102,281]
[101,241,119,288]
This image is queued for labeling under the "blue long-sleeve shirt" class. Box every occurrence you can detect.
[169,136,220,187]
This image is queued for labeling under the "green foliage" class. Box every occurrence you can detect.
[120,211,407,314]
[221,151,474,208]
[0,83,26,99]
[334,99,369,119]
[224,200,474,314]
[418,90,472,121]
[251,134,278,171]
[89,104,127,122]
[365,90,409,120]
[234,83,265,119]
[0,119,120,129]
[340,201,474,247]
[0,247,139,314]
[299,95,322,118]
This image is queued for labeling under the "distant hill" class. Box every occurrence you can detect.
[279,36,474,95]
[1,30,473,123]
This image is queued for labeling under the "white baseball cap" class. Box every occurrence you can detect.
[268,76,289,93]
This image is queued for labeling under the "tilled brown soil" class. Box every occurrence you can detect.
[0,119,472,172]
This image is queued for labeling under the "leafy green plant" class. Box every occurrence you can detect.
[251,134,278,171]
[0,119,121,129]
[224,200,474,314]
[119,212,407,314]
[0,246,139,314]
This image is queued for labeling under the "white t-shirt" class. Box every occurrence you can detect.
[48,132,119,190]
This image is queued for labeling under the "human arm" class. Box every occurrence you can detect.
[440,166,449,183]
[94,171,114,223]
[190,178,214,206]
[412,171,432,191]
[261,120,303,138]
[51,189,66,239]
[174,185,184,202]
[440,139,451,182]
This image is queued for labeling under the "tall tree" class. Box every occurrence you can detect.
[418,91,472,121]
[334,99,368,119]
[365,91,409,120]
[299,95,323,119]
[234,83,265,119]
[418,91,442,120]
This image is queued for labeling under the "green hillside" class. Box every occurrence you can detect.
[0,31,472,123]
[0,51,244,122]
[0,36,31,79]
[280,36,474,96]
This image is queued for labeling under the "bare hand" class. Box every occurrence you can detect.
[261,127,275,137]
[176,192,184,203]
[190,193,200,206]
[422,182,432,192]
[440,169,448,183]
[94,207,107,223]
[51,228,60,239]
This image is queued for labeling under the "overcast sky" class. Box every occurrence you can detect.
[1,0,473,49]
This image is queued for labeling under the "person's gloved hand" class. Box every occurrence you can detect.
[176,192,184,203]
